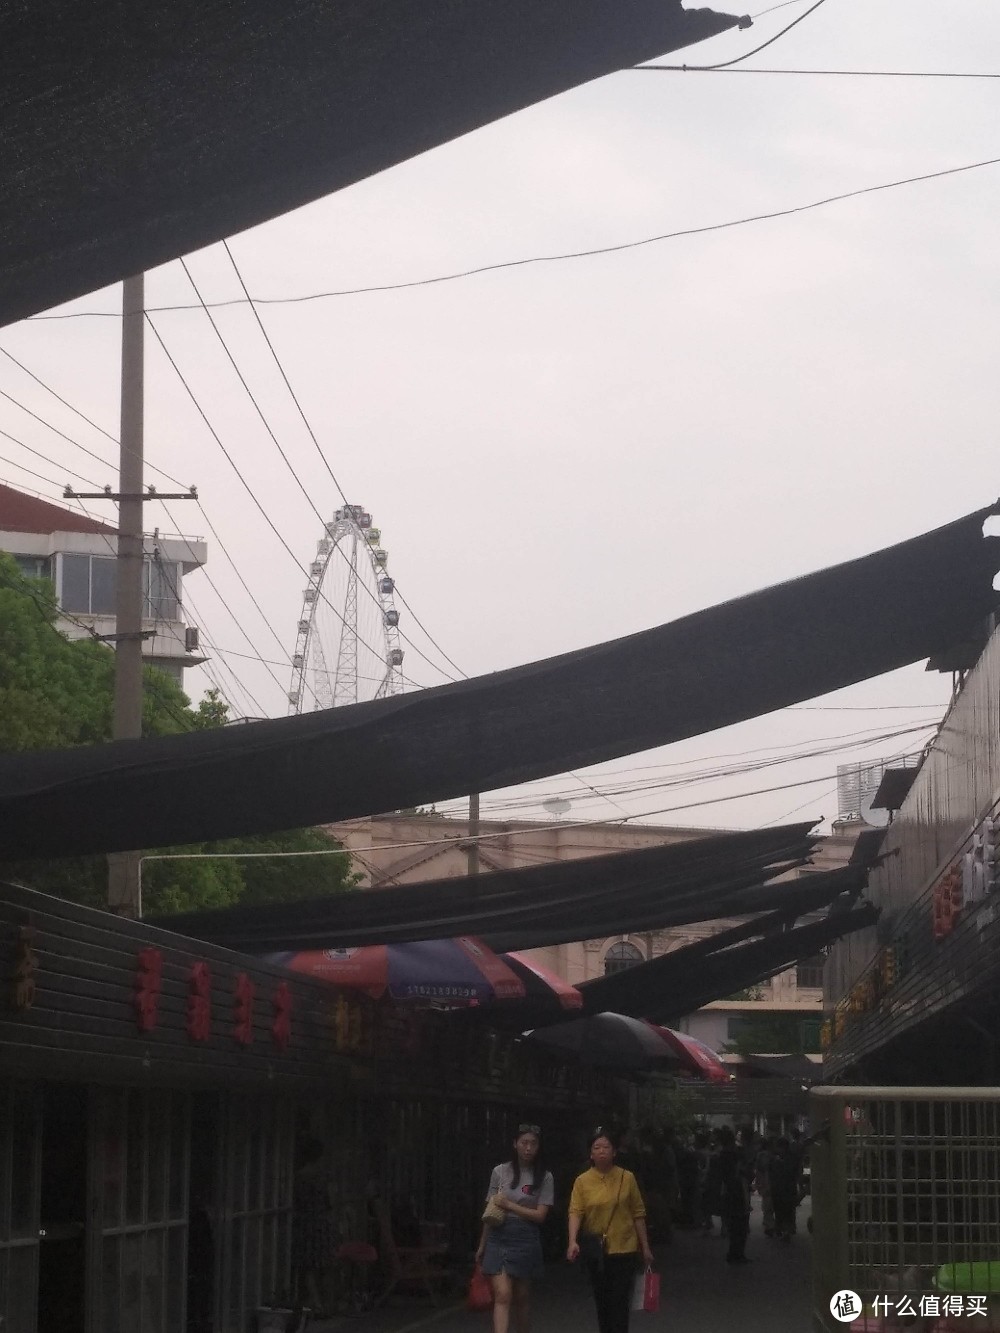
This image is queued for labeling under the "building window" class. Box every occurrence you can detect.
[604,941,643,976]
[12,553,51,580]
[58,554,180,620]
[796,954,826,990]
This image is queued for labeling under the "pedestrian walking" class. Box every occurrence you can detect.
[291,1136,340,1316]
[567,1129,655,1333]
[476,1123,554,1333]
[767,1138,800,1242]
[754,1135,777,1238]
[717,1127,752,1264]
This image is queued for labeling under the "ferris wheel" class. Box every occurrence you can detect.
[287,504,405,714]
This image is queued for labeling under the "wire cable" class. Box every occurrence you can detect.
[634,65,1000,78]
[33,154,1000,321]
[169,262,448,685]
[0,425,102,489]
[636,0,829,72]
[220,239,469,684]
[180,252,462,686]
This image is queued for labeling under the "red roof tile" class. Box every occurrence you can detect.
[0,483,117,535]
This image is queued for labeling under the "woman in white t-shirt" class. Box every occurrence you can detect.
[476,1123,554,1333]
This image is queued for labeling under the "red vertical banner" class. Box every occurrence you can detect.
[233,972,255,1047]
[185,961,212,1042]
[271,981,292,1052]
[133,946,163,1032]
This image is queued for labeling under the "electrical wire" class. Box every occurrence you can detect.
[157,496,307,709]
[0,347,192,492]
[633,66,1000,79]
[154,276,445,692]
[637,0,829,72]
[0,452,82,492]
[0,425,102,489]
[220,239,468,684]
[29,155,1000,320]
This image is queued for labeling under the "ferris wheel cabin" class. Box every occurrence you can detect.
[334,504,372,528]
[384,609,400,627]
[379,577,394,595]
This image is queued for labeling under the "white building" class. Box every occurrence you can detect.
[0,482,208,684]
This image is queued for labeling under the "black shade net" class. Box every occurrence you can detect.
[150,822,821,951]
[0,507,997,859]
[1,0,741,327]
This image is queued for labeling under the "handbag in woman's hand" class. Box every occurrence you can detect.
[482,1196,505,1227]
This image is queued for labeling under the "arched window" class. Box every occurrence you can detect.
[603,941,644,976]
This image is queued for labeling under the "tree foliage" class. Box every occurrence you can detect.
[0,554,357,913]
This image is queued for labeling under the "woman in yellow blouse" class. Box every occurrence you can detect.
[567,1130,654,1333]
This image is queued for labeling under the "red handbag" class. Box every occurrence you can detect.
[467,1265,494,1312]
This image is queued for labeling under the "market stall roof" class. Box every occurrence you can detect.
[0,508,996,859]
[0,0,744,327]
[150,822,822,951]
[575,906,878,1021]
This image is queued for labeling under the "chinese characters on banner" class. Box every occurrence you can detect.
[233,972,255,1047]
[133,946,163,1032]
[271,981,292,1052]
[185,962,212,1042]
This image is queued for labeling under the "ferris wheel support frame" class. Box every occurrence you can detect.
[287,506,405,715]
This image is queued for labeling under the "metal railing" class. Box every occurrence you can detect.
[811,1086,1000,1330]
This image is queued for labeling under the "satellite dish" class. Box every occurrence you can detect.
[542,797,572,818]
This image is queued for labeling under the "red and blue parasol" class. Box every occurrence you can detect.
[264,937,526,1004]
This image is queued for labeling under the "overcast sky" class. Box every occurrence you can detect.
[3,0,999,834]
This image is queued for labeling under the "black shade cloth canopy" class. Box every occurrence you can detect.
[0,0,743,327]
[0,507,997,859]
[575,906,878,1022]
[150,822,821,951]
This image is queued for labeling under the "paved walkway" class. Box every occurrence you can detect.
[311,1198,813,1333]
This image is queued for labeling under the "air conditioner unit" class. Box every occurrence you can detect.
[185,626,200,652]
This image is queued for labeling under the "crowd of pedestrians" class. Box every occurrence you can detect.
[614,1122,808,1264]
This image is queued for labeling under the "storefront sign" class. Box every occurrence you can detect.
[133,947,163,1032]
[10,925,38,1011]
[185,962,212,1041]
[271,982,292,1052]
[232,972,255,1047]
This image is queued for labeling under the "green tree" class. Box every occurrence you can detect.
[0,554,357,913]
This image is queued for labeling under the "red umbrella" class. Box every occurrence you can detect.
[501,951,583,1011]
[265,937,525,1004]
[643,1022,730,1083]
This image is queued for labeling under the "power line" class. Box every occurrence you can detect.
[31,154,1000,321]
[170,261,445,685]
[157,496,302,710]
[0,346,191,489]
[142,313,387,679]
[0,425,102,489]
[641,0,829,73]
[220,239,468,684]
[0,452,76,492]
[634,65,1000,79]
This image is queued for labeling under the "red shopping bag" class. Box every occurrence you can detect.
[642,1268,660,1313]
[467,1265,494,1312]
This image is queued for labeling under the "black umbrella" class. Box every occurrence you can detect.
[526,1013,683,1072]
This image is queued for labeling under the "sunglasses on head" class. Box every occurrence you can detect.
[518,1124,541,1136]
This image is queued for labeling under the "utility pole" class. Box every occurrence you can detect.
[66,273,196,916]
[466,793,480,877]
[107,273,146,917]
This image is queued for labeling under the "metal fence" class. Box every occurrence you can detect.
[811,1086,1000,1330]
